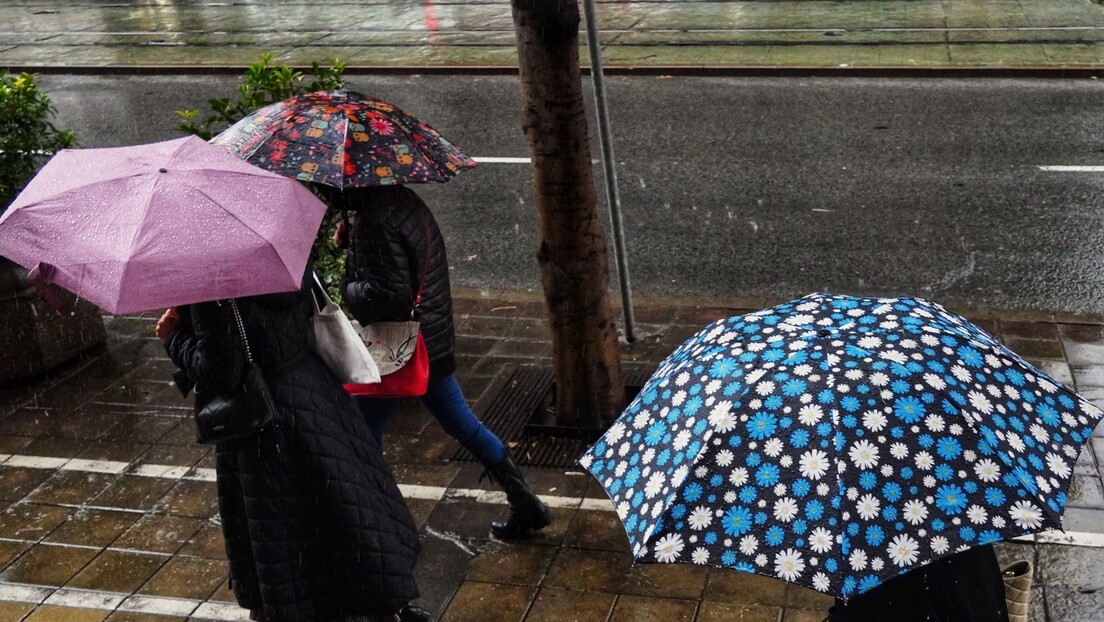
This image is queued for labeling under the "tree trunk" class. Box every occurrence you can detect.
[510,0,624,428]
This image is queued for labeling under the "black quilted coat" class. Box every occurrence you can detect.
[164,283,420,621]
[335,186,456,382]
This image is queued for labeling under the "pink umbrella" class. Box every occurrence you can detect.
[0,135,326,315]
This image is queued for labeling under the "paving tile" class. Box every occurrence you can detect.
[132,443,208,468]
[99,413,182,445]
[1002,321,1059,341]
[0,466,54,501]
[466,540,556,586]
[0,538,29,571]
[89,474,176,511]
[1,542,98,585]
[1073,365,1104,389]
[77,441,150,464]
[137,556,226,600]
[206,576,235,604]
[114,514,206,555]
[1059,324,1104,344]
[1067,474,1104,509]
[1042,583,1104,622]
[562,509,632,554]
[24,605,108,621]
[408,574,460,621]
[406,497,438,530]
[704,568,788,607]
[0,602,34,620]
[1004,337,1064,360]
[0,408,67,437]
[96,380,187,408]
[544,547,631,593]
[782,608,830,622]
[154,420,201,446]
[1063,342,1104,367]
[0,434,33,453]
[1059,506,1104,533]
[425,496,504,542]
[438,581,534,622]
[67,549,167,592]
[0,502,74,540]
[104,612,187,622]
[46,508,142,548]
[1029,359,1073,386]
[622,562,708,599]
[783,583,834,611]
[21,437,88,459]
[391,463,460,487]
[696,600,785,622]
[610,594,696,621]
[26,470,115,506]
[524,586,616,622]
[414,522,479,581]
[155,479,218,518]
[44,409,127,441]
[176,521,224,559]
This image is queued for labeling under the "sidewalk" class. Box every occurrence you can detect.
[3,0,1104,73]
[0,289,1103,621]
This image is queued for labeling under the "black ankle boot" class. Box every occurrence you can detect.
[398,604,431,622]
[484,452,553,538]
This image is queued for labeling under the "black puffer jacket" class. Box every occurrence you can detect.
[336,186,456,381]
[828,545,1008,622]
[165,282,420,621]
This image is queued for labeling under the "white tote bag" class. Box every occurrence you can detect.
[310,275,380,384]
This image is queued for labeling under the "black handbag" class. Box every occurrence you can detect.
[193,299,276,445]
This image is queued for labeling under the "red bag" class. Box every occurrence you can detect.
[344,331,429,397]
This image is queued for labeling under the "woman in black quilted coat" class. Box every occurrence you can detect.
[323,184,552,539]
[156,276,420,622]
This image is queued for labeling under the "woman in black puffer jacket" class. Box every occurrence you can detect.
[157,274,420,622]
[323,184,552,539]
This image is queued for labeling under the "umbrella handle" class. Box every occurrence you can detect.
[27,262,75,316]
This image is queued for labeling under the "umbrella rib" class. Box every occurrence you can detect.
[184,175,300,281]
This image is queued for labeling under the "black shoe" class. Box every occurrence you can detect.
[484,452,553,538]
[399,604,431,622]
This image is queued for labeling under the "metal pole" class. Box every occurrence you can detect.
[581,0,637,343]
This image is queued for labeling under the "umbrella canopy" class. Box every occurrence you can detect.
[580,293,1103,599]
[0,135,327,315]
[210,89,476,188]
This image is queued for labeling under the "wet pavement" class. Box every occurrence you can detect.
[1,290,1104,621]
[4,1,1104,621]
[2,0,1104,72]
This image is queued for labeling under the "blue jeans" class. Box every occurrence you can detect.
[355,374,506,467]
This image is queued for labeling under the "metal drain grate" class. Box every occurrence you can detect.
[447,364,654,469]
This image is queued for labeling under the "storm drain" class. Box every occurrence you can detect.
[447,364,654,469]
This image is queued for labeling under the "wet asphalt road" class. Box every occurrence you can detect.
[36,72,1104,314]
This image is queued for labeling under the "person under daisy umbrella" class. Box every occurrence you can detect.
[581,293,1098,622]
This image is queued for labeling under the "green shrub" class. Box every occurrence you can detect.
[176,53,347,139]
[0,70,76,212]
[176,53,349,301]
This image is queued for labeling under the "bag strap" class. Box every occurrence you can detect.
[411,219,430,320]
[228,299,254,365]
[309,272,329,314]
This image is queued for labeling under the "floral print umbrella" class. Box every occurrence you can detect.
[210,89,476,188]
[580,293,1102,599]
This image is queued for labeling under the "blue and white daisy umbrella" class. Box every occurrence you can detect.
[579,293,1102,599]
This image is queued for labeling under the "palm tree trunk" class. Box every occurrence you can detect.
[510,0,624,428]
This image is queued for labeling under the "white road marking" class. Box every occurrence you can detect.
[472,156,530,164]
[1038,165,1104,172]
[2,451,1104,553]
[3,438,1104,620]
